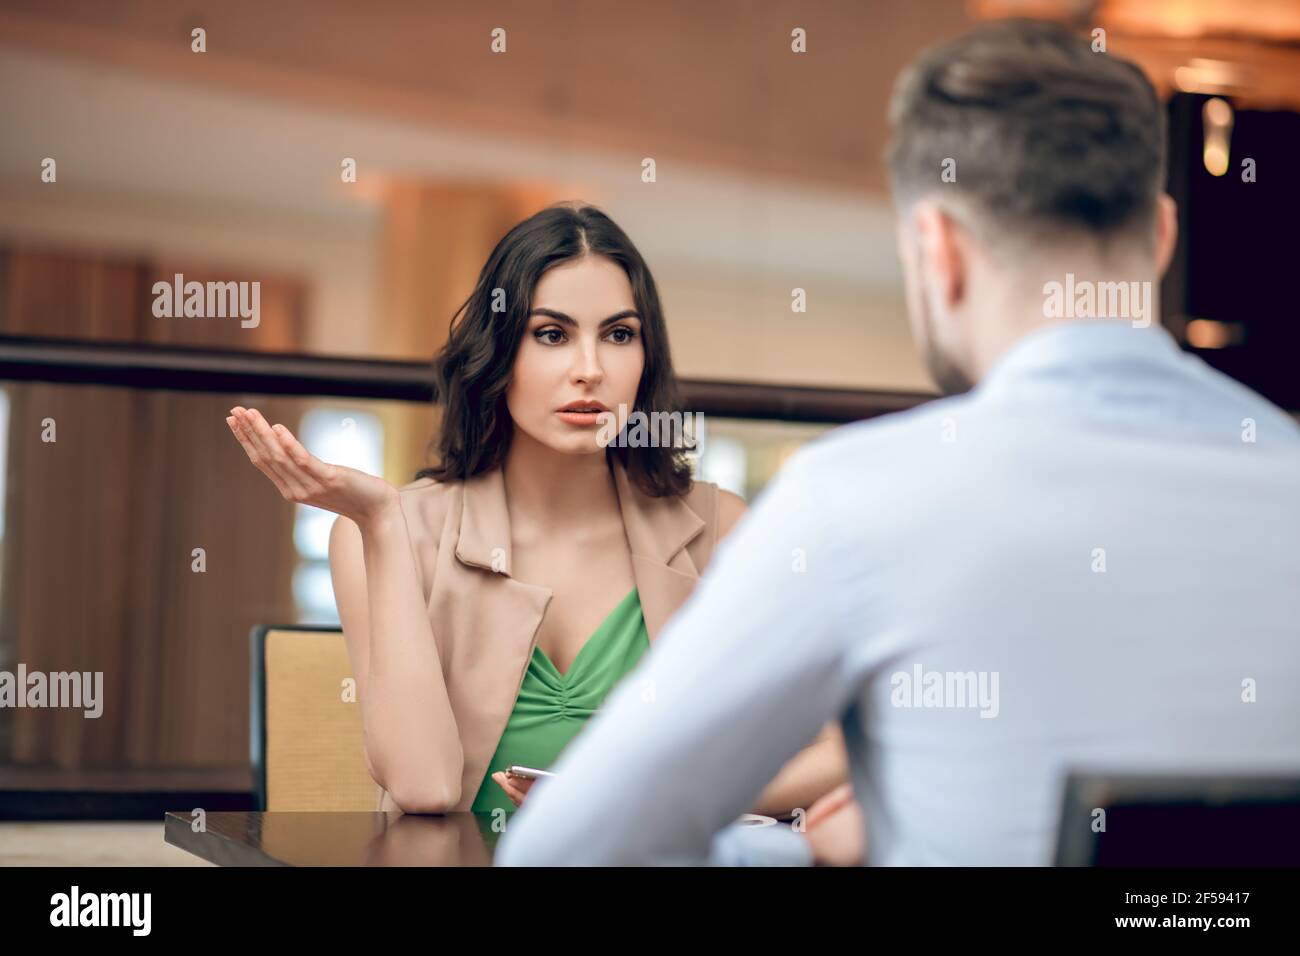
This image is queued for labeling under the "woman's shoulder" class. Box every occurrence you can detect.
[680,478,747,548]
[397,474,445,495]
[394,474,460,541]
[678,477,713,512]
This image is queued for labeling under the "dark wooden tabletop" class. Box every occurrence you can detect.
[164,810,502,866]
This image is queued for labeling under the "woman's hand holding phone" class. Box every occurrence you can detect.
[491,770,537,807]
[226,406,400,526]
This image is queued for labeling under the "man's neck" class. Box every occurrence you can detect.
[968,257,1161,384]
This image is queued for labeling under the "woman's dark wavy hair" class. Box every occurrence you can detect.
[415,202,693,497]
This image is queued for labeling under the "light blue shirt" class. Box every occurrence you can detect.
[497,320,1300,866]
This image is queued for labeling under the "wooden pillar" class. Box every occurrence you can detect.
[377,182,558,477]
[377,181,556,360]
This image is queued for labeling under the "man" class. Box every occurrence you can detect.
[496,19,1300,866]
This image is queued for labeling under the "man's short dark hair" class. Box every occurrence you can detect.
[885,19,1167,246]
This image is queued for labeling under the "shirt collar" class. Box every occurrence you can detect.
[976,319,1185,396]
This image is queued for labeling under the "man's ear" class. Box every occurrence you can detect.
[911,201,966,310]
[1154,193,1179,277]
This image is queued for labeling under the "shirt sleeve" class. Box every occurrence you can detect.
[495,448,855,865]
[708,822,814,867]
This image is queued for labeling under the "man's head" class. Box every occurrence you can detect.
[885,19,1178,394]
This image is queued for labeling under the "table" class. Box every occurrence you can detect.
[164,810,501,866]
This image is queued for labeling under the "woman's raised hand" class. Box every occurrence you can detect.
[226,406,400,524]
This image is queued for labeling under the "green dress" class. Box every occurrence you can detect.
[470,588,650,814]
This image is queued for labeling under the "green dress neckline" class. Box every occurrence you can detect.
[470,587,649,815]
[532,587,641,680]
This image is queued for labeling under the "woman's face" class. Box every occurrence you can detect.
[505,254,645,457]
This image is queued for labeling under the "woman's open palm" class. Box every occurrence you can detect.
[226,406,399,523]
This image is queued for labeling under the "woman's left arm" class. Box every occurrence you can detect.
[714,489,852,819]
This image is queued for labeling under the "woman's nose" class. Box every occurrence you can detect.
[569,341,604,384]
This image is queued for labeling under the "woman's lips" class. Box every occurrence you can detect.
[556,410,604,426]
[556,402,609,427]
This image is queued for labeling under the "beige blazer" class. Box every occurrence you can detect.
[375,458,819,812]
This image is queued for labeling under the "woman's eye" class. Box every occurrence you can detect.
[607,327,636,344]
[535,327,565,345]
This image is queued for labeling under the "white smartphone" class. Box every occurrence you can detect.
[505,764,556,781]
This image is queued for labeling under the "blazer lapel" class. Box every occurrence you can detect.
[610,460,706,642]
[435,468,552,809]
[434,460,708,809]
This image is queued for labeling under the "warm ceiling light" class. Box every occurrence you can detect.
[1175,59,1248,94]
[1186,319,1242,349]
[1204,96,1233,126]
[1202,142,1229,176]
[1201,97,1234,176]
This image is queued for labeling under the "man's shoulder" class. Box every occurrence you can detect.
[1177,351,1300,441]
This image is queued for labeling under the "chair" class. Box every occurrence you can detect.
[1055,771,1300,866]
[250,624,379,811]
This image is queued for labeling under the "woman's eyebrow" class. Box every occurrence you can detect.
[528,308,640,327]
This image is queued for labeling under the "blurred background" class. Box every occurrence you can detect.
[0,0,1297,858]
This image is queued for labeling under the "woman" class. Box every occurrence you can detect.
[226,202,847,818]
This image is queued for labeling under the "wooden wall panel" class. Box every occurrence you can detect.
[0,383,302,768]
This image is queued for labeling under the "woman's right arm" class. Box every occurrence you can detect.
[226,405,463,812]
[330,507,465,812]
